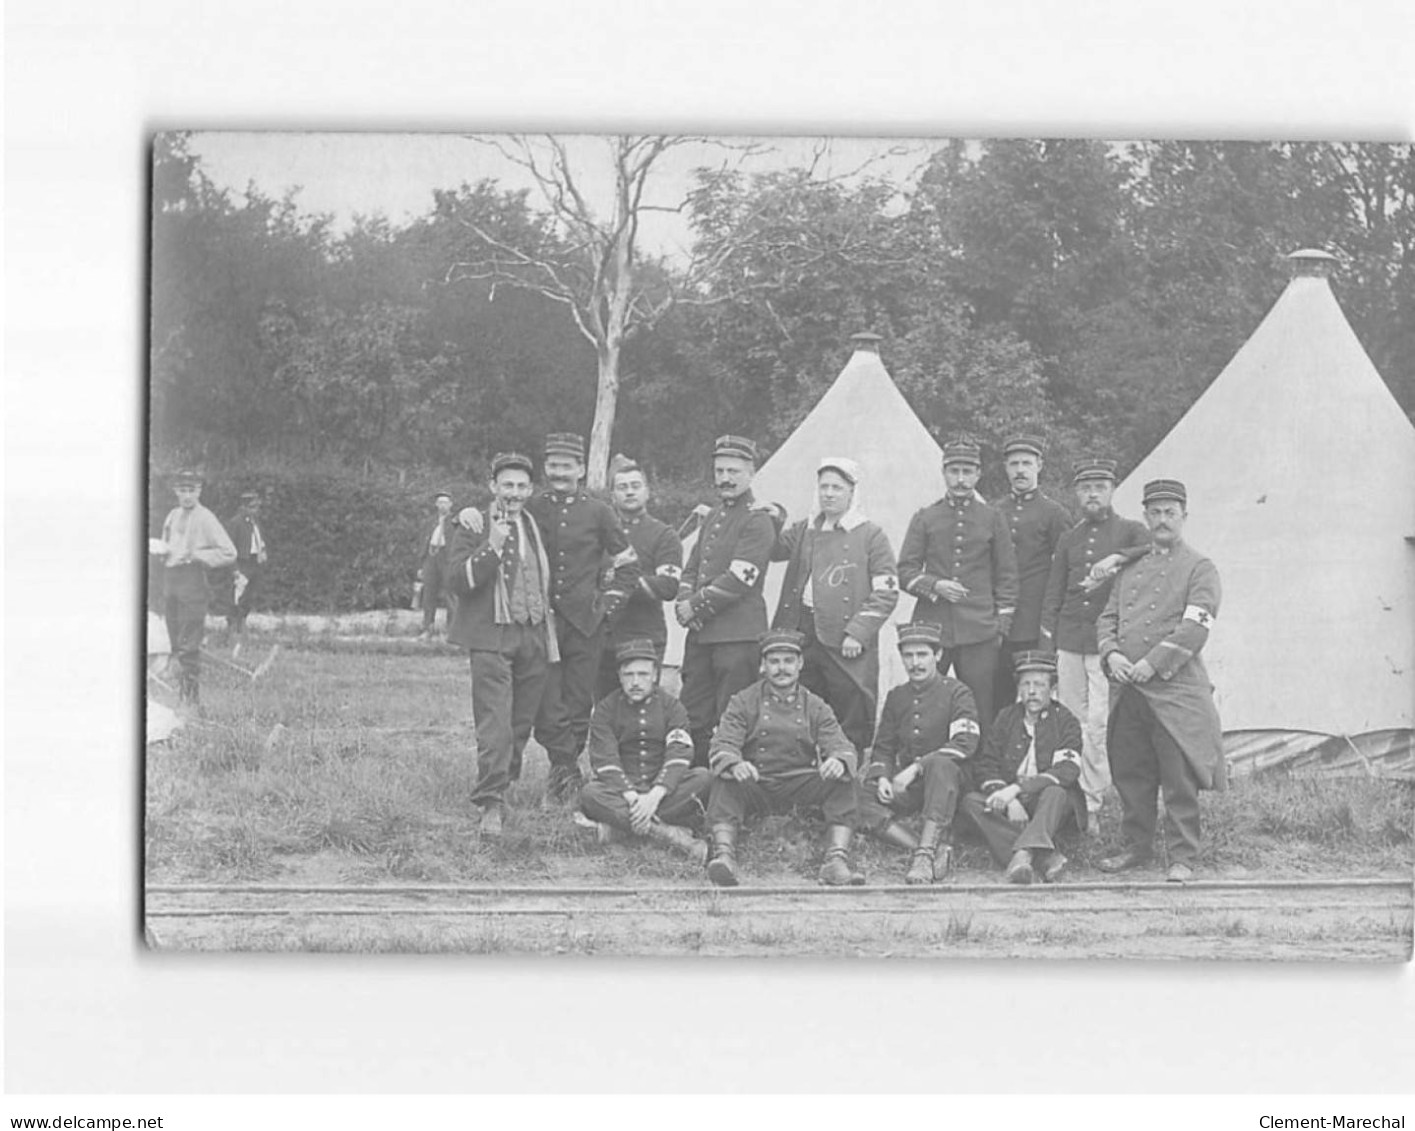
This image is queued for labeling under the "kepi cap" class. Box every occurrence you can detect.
[1002,434,1045,459]
[713,434,759,464]
[1142,478,1187,507]
[1072,457,1118,484]
[172,469,203,488]
[758,628,805,657]
[544,432,586,461]
[940,437,982,467]
[615,638,660,667]
[1013,649,1057,675]
[490,451,535,478]
[897,623,943,650]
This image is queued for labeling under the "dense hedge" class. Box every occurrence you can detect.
[146,465,720,613]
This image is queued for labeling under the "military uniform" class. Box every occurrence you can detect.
[1098,480,1224,869]
[678,437,778,761]
[596,506,682,700]
[898,440,1019,733]
[1039,458,1151,817]
[961,690,1087,870]
[771,462,899,752]
[528,434,638,790]
[578,684,711,832]
[156,473,237,704]
[447,453,558,816]
[993,472,1071,707]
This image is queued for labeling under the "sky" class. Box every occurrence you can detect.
[188,132,942,259]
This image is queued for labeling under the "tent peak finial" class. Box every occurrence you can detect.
[1287,248,1338,278]
[850,331,882,354]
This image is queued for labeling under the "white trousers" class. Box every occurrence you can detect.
[1057,649,1110,815]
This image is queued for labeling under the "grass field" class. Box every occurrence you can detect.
[145,642,1415,892]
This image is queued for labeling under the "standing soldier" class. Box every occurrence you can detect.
[992,435,1071,710]
[898,436,1019,736]
[447,452,557,837]
[857,623,981,884]
[225,489,269,658]
[1039,457,1150,827]
[579,638,712,864]
[150,470,237,707]
[704,630,864,887]
[1097,479,1224,883]
[675,435,778,766]
[457,433,638,800]
[416,490,458,641]
[770,457,899,754]
[961,651,1086,884]
[596,456,683,700]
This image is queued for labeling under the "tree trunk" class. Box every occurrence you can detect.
[586,337,620,490]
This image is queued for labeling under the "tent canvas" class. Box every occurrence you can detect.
[666,341,945,700]
[1113,258,1415,775]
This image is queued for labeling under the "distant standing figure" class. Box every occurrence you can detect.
[596,457,683,700]
[991,434,1071,710]
[898,436,1019,736]
[226,489,269,656]
[1096,479,1224,884]
[1039,457,1150,825]
[417,490,458,640]
[151,470,237,706]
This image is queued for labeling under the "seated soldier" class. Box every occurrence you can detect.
[858,622,980,884]
[705,629,864,888]
[960,651,1086,884]
[578,639,713,864]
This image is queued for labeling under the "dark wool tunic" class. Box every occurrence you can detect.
[529,489,637,636]
[708,680,858,779]
[608,510,682,648]
[586,686,695,795]
[1040,509,1151,654]
[973,700,1087,829]
[865,673,981,783]
[898,495,1020,647]
[993,489,1072,642]
[679,490,777,645]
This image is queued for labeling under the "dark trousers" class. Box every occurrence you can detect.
[1108,685,1202,863]
[420,558,455,629]
[993,638,1038,717]
[535,619,604,771]
[857,753,965,832]
[470,622,550,809]
[941,639,1000,737]
[163,564,208,703]
[800,614,873,754]
[706,766,857,828]
[961,785,1076,867]
[681,637,760,765]
[579,768,713,833]
[596,638,667,702]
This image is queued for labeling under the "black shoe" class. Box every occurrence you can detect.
[1097,850,1153,873]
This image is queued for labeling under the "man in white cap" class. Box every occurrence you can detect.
[770,456,899,753]
[1097,479,1224,883]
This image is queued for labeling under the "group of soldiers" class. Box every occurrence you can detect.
[149,473,268,703]
[448,430,1224,886]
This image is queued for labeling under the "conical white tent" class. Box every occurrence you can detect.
[1113,251,1415,776]
[667,337,945,698]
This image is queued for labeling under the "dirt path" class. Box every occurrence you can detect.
[145,877,1413,959]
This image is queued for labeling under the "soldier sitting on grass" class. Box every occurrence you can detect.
[960,651,1086,884]
[703,629,865,888]
[578,638,713,864]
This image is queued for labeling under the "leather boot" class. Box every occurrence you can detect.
[648,819,709,866]
[818,825,866,886]
[706,823,739,887]
[874,821,919,852]
[905,819,940,885]
[1005,849,1035,884]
